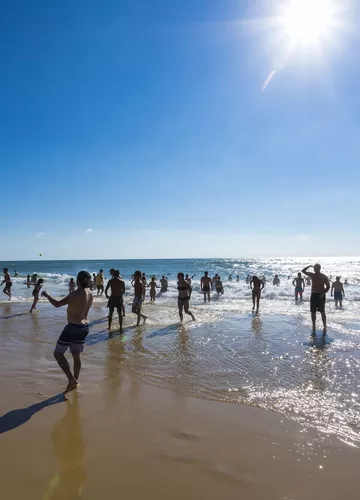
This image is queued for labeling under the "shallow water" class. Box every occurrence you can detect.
[1,257,360,447]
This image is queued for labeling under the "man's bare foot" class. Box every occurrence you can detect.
[322,328,327,335]
[143,316,147,324]
[63,380,78,394]
[191,314,196,321]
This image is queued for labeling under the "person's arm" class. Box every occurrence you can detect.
[331,283,334,296]
[342,284,345,297]
[105,281,111,298]
[200,278,203,290]
[250,280,253,290]
[292,279,296,287]
[302,279,305,292]
[260,280,265,290]
[324,277,331,294]
[41,291,70,308]
[187,282,192,298]
[301,265,313,277]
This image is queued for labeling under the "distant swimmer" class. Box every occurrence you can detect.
[246,275,250,284]
[41,271,93,393]
[26,275,31,288]
[29,278,44,313]
[305,276,312,286]
[344,278,348,285]
[301,264,330,334]
[148,276,159,302]
[1,268,12,300]
[14,270,18,277]
[262,276,267,285]
[141,273,147,301]
[177,273,195,322]
[69,278,76,294]
[228,274,233,281]
[212,274,218,287]
[250,276,265,314]
[273,275,280,286]
[236,274,240,282]
[331,276,345,308]
[132,270,147,326]
[105,269,126,331]
[95,269,104,296]
[31,273,37,284]
[160,275,168,292]
[201,271,213,303]
[185,274,192,286]
[293,273,305,301]
[216,276,224,295]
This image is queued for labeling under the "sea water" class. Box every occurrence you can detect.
[1,257,360,446]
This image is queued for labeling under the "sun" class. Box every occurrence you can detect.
[280,0,337,46]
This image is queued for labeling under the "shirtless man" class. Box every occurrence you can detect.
[250,276,264,314]
[132,270,147,326]
[160,275,168,292]
[148,276,159,302]
[1,268,12,299]
[201,271,213,303]
[293,272,305,301]
[331,276,345,308]
[273,275,280,286]
[41,271,93,393]
[301,264,330,334]
[105,270,126,331]
[185,274,192,286]
[216,276,224,295]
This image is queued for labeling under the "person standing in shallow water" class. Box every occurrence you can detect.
[1,268,12,300]
[41,271,93,394]
[201,271,213,303]
[177,273,195,322]
[293,272,305,302]
[132,270,147,326]
[331,276,345,308]
[301,263,330,334]
[250,276,264,314]
[105,270,126,331]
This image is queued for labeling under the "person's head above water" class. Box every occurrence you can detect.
[77,271,91,289]
[314,264,321,273]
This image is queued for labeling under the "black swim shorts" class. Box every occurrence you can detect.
[55,323,89,354]
[107,295,123,311]
[310,293,326,313]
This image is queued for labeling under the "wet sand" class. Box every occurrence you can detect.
[0,303,359,499]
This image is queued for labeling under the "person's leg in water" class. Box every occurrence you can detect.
[3,286,11,300]
[311,312,316,334]
[54,350,78,393]
[184,300,195,321]
[295,290,298,302]
[108,306,114,330]
[136,307,147,326]
[299,290,303,302]
[178,302,184,322]
[72,352,81,381]
[207,290,211,302]
[203,290,206,303]
[321,312,327,334]
[117,307,123,331]
[252,292,256,311]
[256,293,260,314]
[30,296,38,313]
[122,304,126,317]
[339,298,343,308]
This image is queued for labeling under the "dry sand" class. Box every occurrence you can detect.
[0,303,359,500]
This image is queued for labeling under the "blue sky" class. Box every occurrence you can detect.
[1,0,360,260]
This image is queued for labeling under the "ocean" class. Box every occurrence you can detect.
[1,257,360,446]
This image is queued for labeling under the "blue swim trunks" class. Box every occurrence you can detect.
[334,291,343,301]
[55,323,89,354]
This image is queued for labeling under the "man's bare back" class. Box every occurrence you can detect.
[106,277,125,297]
[66,288,93,324]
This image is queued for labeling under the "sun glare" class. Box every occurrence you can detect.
[280,0,337,46]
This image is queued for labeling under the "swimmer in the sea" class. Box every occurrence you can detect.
[95,269,104,296]
[331,276,345,308]
[1,268,12,300]
[105,269,126,330]
[132,270,147,326]
[41,271,93,393]
[30,278,44,313]
[26,275,31,288]
[293,272,305,301]
[177,273,195,322]
[273,275,280,286]
[228,274,232,281]
[236,274,240,282]
[160,275,168,292]
[201,271,213,303]
[216,276,224,295]
[301,264,330,334]
[148,276,159,302]
[250,275,265,314]
[69,278,76,293]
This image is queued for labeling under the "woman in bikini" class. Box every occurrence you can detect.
[148,276,159,302]
[30,278,44,313]
[177,273,195,322]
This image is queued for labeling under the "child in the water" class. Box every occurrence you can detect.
[30,278,44,313]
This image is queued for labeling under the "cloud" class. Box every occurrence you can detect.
[295,235,309,241]
[36,232,45,238]
[85,228,93,233]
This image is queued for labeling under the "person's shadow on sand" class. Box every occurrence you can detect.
[0,394,65,435]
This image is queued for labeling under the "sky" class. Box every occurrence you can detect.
[1,0,360,260]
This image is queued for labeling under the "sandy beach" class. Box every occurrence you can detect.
[1,302,359,500]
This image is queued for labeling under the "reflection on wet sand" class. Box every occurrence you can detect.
[44,394,85,500]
